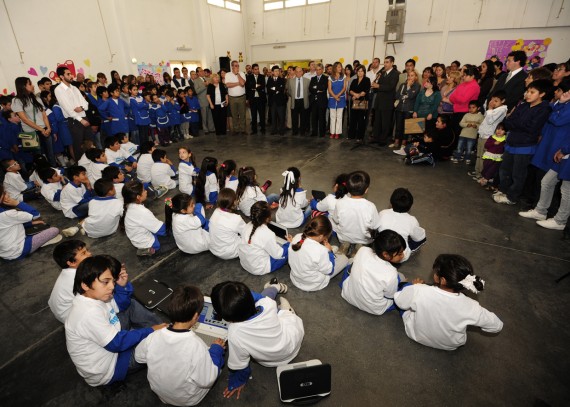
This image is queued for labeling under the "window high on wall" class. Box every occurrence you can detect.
[264,0,330,11]
[207,0,241,12]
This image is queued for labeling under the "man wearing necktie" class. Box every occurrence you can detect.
[371,56,399,145]
[486,50,528,112]
[309,63,328,137]
[287,66,310,135]
[245,64,267,135]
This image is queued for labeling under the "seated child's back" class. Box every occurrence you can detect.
[82,179,124,238]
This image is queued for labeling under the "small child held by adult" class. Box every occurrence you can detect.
[452,100,484,164]
[394,254,503,350]
[289,215,350,292]
[211,280,303,399]
[65,255,167,386]
[276,167,310,228]
[134,284,225,406]
[340,230,406,315]
[165,193,210,254]
[239,201,291,275]
[209,188,246,260]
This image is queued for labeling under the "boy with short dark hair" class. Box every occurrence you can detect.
[1,159,37,202]
[150,149,177,190]
[85,148,108,185]
[60,165,94,218]
[39,167,66,211]
[81,179,124,238]
[134,284,225,406]
[104,135,137,172]
[494,79,552,205]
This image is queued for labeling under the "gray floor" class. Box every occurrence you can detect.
[1,133,569,407]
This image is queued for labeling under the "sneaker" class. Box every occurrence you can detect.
[61,226,79,237]
[393,148,406,156]
[388,143,399,148]
[41,234,63,247]
[331,245,339,254]
[278,297,295,313]
[493,194,516,205]
[472,176,482,181]
[492,190,505,197]
[155,186,169,199]
[467,171,478,177]
[536,218,565,230]
[465,160,471,165]
[137,247,156,256]
[451,158,459,163]
[264,277,288,294]
[519,209,547,220]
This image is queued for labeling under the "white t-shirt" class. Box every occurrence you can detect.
[237,186,266,217]
[332,197,380,244]
[394,284,504,350]
[60,182,88,219]
[228,297,304,369]
[137,153,154,183]
[3,172,28,203]
[0,207,34,260]
[341,247,398,315]
[238,223,284,275]
[276,189,308,228]
[225,71,247,97]
[205,172,219,203]
[48,268,76,323]
[41,181,64,210]
[124,203,164,249]
[172,211,210,254]
[82,197,124,238]
[87,162,108,186]
[178,161,196,195]
[65,295,121,386]
[135,328,220,406]
[151,162,177,190]
[378,209,426,261]
[208,208,246,260]
[288,234,335,292]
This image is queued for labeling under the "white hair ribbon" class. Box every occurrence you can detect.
[458,274,485,294]
[282,170,295,187]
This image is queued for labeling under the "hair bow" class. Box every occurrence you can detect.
[282,170,295,186]
[459,274,484,294]
[164,197,173,208]
[221,163,226,168]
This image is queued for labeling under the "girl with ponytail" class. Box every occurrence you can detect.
[235,166,279,217]
[309,173,349,221]
[288,216,349,292]
[238,201,291,275]
[164,193,210,254]
[276,167,310,228]
[218,159,238,191]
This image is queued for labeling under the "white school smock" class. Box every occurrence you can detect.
[178,161,196,195]
[0,207,34,260]
[238,223,284,275]
[60,182,88,218]
[394,284,504,351]
[87,162,108,186]
[135,328,219,406]
[29,170,44,187]
[78,153,91,167]
[204,172,219,202]
[82,197,124,238]
[124,203,164,249]
[48,267,76,323]
[208,208,246,259]
[276,189,308,228]
[3,172,27,203]
[228,297,304,370]
[288,234,335,292]
[120,141,138,157]
[114,183,124,203]
[378,209,426,261]
[172,212,210,254]
[137,153,153,183]
[237,186,266,217]
[105,148,130,166]
[151,162,177,189]
[41,181,63,210]
[341,247,398,315]
[332,197,380,244]
[65,295,121,386]
[225,176,238,191]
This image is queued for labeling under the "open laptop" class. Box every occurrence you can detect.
[133,279,173,310]
[191,296,228,347]
[267,221,288,245]
[276,359,331,403]
[311,190,327,202]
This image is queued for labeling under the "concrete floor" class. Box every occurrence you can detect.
[1,133,569,407]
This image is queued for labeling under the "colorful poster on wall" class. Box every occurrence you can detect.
[485,38,551,70]
[137,62,171,84]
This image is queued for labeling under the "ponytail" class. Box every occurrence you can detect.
[218,160,237,190]
[236,166,257,202]
[432,254,484,293]
[292,215,332,251]
[291,233,306,251]
[120,180,144,230]
[334,173,349,199]
[279,167,301,208]
[248,201,271,244]
[165,193,194,234]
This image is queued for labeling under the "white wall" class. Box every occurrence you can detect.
[0,0,246,93]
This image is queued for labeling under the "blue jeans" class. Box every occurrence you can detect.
[453,137,476,160]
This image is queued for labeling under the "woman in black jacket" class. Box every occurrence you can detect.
[348,65,371,142]
[206,74,229,135]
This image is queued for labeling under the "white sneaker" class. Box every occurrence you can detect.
[41,234,63,247]
[536,218,564,230]
[492,191,505,197]
[388,143,398,148]
[61,226,79,237]
[264,278,288,294]
[493,194,516,205]
[278,297,295,313]
[519,209,547,220]
[393,148,406,156]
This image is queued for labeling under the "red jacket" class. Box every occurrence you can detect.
[449,80,480,113]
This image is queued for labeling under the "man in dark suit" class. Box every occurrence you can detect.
[267,65,287,135]
[489,50,528,112]
[245,63,267,134]
[309,63,328,137]
[287,66,310,135]
[371,56,399,145]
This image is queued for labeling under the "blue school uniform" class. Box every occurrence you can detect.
[0,120,15,160]
[52,104,73,147]
[164,100,181,126]
[530,101,570,173]
[129,97,151,126]
[86,93,100,108]
[4,121,33,165]
[45,109,64,155]
[149,103,170,129]
[185,96,201,123]
[98,98,129,135]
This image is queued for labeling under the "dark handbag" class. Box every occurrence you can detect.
[352,98,368,110]
[440,88,456,113]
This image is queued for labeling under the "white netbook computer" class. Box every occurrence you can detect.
[267,221,288,245]
[191,296,228,347]
[276,359,332,403]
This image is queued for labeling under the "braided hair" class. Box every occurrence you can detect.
[248,201,271,244]
[292,215,332,251]
[218,159,237,189]
[279,167,301,209]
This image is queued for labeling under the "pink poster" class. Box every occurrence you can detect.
[485,38,552,71]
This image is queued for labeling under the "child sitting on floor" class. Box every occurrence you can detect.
[276,167,310,228]
[165,193,210,255]
[209,188,246,260]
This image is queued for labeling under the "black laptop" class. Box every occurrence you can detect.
[133,279,173,310]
